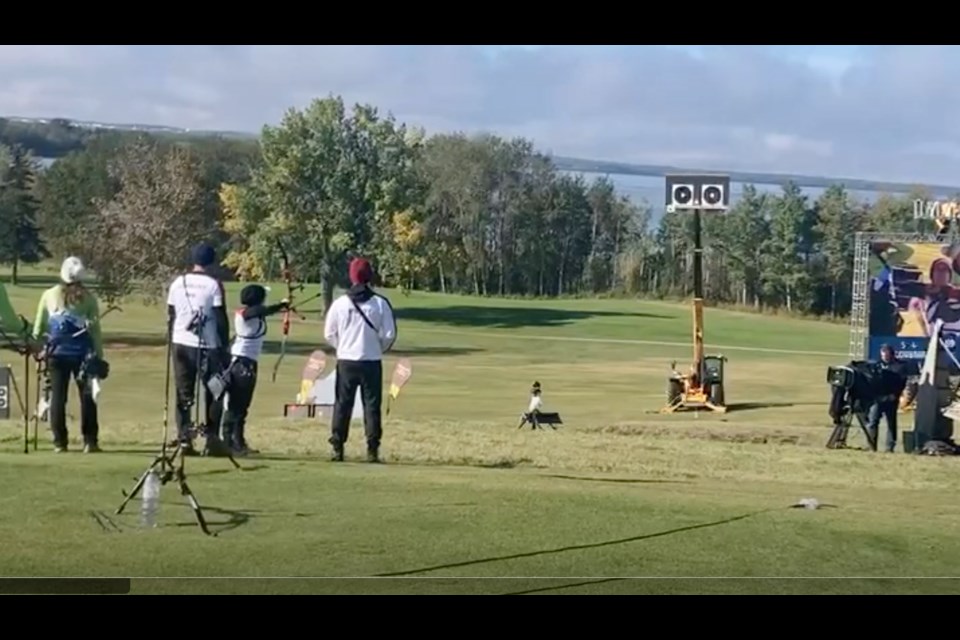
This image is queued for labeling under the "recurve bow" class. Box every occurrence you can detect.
[271,239,304,383]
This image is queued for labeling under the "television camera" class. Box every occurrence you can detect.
[825,361,880,450]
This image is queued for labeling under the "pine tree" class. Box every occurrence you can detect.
[0,144,48,284]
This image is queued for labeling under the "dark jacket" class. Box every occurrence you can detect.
[873,359,909,401]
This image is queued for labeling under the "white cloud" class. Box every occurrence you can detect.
[0,44,958,185]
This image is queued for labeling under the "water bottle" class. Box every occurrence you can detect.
[141,470,161,528]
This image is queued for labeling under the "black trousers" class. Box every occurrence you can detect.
[330,360,383,449]
[221,357,257,447]
[173,343,224,440]
[48,356,98,447]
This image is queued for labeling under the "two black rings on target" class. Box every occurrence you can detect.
[672,183,724,207]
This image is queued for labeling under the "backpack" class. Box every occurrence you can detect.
[47,311,92,358]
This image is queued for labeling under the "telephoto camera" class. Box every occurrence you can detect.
[826,361,880,450]
[827,361,879,420]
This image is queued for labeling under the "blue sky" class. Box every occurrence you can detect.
[0,45,957,185]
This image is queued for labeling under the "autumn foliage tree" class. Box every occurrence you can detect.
[219,181,269,281]
[383,210,428,292]
[82,137,212,305]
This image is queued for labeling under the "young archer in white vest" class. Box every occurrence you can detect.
[219,284,289,455]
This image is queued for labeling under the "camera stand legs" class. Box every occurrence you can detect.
[826,409,877,451]
[115,441,216,537]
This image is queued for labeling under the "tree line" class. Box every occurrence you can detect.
[0,97,948,317]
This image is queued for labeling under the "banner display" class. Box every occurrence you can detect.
[868,239,960,370]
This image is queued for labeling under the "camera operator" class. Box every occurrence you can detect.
[867,344,909,452]
[166,243,230,456]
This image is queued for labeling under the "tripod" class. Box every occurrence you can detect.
[826,401,877,450]
[116,441,216,536]
[114,328,233,535]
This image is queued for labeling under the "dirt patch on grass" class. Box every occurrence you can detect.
[584,423,807,446]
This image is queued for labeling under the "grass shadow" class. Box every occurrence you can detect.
[3,274,62,288]
[725,402,795,412]
[192,464,268,477]
[101,447,172,456]
[299,344,483,359]
[102,333,483,358]
[380,502,478,510]
[394,305,673,329]
[502,578,626,595]
[374,508,779,577]
[171,505,254,534]
[545,474,689,485]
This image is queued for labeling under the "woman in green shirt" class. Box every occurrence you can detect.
[33,257,105,453]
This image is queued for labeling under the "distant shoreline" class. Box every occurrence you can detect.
[551,156,960,197]
[7,115,959,196]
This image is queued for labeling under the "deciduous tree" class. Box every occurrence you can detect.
[83,137,211,305]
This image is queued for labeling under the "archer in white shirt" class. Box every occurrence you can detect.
[164,243,230,455]
[324,257,396,462]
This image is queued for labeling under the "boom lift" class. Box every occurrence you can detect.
[661,174,730,414]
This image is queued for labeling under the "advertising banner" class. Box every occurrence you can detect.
[868,240,960,370]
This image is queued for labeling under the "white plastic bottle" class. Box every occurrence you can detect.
[141,470,161,528]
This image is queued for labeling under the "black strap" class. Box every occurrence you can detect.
[349,297,377,331]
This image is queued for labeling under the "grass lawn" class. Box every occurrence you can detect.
[1,268,959,595]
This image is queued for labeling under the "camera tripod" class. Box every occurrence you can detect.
[115,435,216,535]
[826,402,877,450]
[114,327,237,536]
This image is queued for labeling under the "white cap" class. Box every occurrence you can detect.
[60,256,86,284]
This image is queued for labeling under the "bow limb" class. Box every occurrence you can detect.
[276,239,305,316]
[271,239,302,382]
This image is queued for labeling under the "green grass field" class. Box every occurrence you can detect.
[2,269,960,595]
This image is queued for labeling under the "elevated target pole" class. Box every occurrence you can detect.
[661,174,731,414]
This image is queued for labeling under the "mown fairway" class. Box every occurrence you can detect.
[1,269,959,595]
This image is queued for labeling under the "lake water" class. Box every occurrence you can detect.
[566,170,909,225]
[33,155,930,227]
